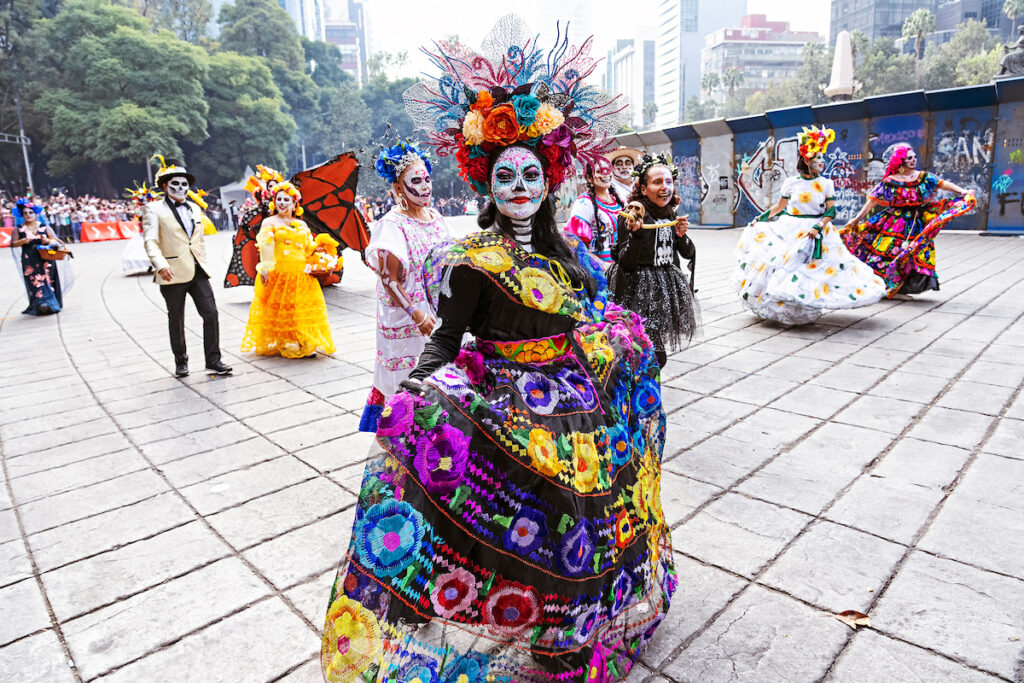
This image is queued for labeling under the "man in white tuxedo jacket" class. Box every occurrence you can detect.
[143,161,232,378]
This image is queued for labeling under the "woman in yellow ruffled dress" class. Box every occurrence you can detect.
[241,181,336,358]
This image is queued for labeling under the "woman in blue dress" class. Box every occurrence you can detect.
[11,200,66,316]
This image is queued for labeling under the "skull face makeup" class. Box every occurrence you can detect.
[641,165,675,208]
[490,147,547,221]
[274,189,295,216]
[166,177,189,202]
[398,161,432,208]
[810,154,825,175]
[612,156,634,183]
[590,159,613,190]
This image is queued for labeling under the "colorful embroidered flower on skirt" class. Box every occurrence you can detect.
[465,246,513,273]
[414,424,471,493]
[482,579,541,637]
[396,654,441,683]
[572,431,601,492]
[609,567,635,618]
[632,455,657,523]
[607,424,632,467]
[631,375,661,419]
[441,652,489,683]
[378,391,418,437]
[586,642,612,683]
[519,267,565,313]
[430,567,477,619]
[574,602,603,643]
[558,519,596,576]
[516,371,561,414]
[354,500,425,578]
[526,427,564,476]
[560,369,599,410]
[614,508,636,549]
[502,505,549,554]
[321,595,383,681]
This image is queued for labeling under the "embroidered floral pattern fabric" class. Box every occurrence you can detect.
[841,172,970,295]
[322,234,675,683]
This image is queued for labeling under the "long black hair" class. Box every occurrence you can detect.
[477,147,596,298]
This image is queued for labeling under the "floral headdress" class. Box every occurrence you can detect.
[404,15,629,195]
[632,153,678,181]
[244,165,303,216]
[124,182,163,206]
[797,126,835,160]
[375,141,432,184]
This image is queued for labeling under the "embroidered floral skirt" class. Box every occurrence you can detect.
[735,217,886,325]
[322,305,676,682]
[240,263,335,358]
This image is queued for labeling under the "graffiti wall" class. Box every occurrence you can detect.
[930,108,996,230]
[699,133,735,226]
[990,101,1024,233]
[869,114,928,185]
[733,128,777,226]
[817,120,868,223]
[671,136,703,220]
[615,78,1024,232]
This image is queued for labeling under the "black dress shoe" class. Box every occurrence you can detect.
[206,362,233,375]
[175,362,189,377]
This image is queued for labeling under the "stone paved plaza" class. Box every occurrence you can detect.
[1,220,1023,682]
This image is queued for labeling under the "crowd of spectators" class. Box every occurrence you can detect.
[1,193,136,242]
[356,194,477,223]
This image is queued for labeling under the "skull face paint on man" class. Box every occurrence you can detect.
[611,156,634,184]
[490,147,547,221]
[166,177,189,202]
[398,161,432,209]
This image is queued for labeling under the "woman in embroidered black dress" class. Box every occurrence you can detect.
[321,16,676,683]
[11,200,65,316]
[607,154,700,366]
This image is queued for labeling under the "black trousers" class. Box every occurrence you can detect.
[159,265,221,366]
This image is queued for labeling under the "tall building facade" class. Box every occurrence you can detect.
[323,0,369,84]
[702,14,823,102]
[605,30,658,130]
[655,0,748,127]
[278,0,326,41]
[830,0,938,44]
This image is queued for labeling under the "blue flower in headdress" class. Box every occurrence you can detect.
[511,94,541,129]
[375,142,432,184]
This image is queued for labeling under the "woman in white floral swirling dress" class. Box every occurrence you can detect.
[734,126,886,325]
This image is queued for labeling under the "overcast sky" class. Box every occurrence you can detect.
[362,0,831,79]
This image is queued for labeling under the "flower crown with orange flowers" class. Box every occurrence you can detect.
[244,166,303,217]
[268,181,303,217]
[404,15,629,195]
[798,126,836,160]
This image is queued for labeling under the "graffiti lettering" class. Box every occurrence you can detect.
[993,170,1014,194]
[874,129,927,146]
[998,192,1023,217]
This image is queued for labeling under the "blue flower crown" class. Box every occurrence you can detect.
[375,142,432,184]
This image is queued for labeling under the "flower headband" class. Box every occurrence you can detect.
[268,180,303,217]
[633,153,678,181]
[884,144,913,178]
[404,14,629,195]
[797,126,835,161]
[124,182,163,207]
[375,142,432,184]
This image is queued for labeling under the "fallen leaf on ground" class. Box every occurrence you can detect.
[834,610,872,630]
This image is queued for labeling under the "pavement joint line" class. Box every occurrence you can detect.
[48,272,330,642]
[816,297,1024,683]
[265,656,319,682]
[0,295,85,683]
[652,250,1024,675]
[130,272,369,413]
[79,593,281,681]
